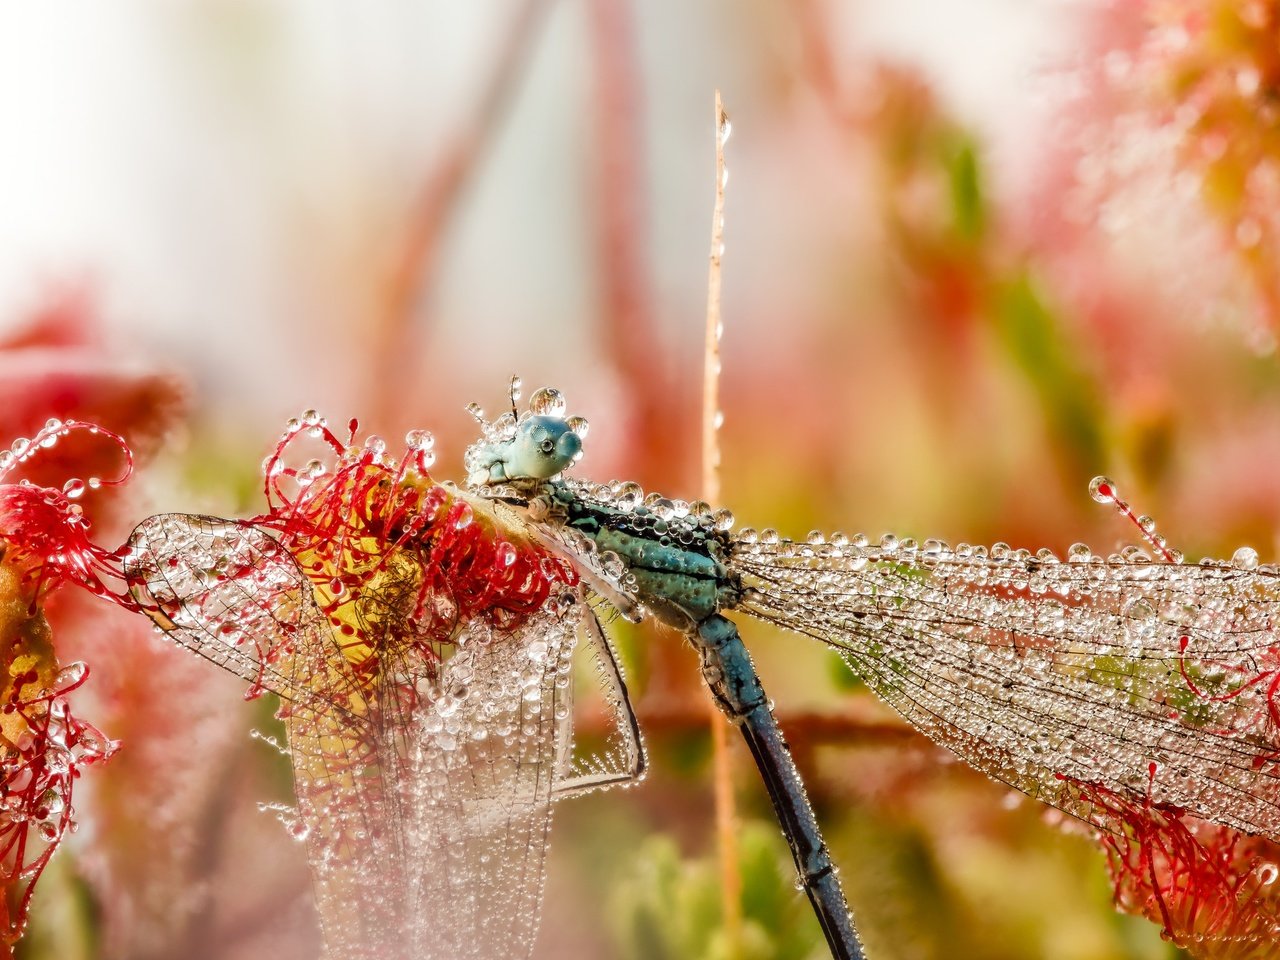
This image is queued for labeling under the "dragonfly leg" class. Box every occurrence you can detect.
[553,597,647,798]
[693,614,866,960]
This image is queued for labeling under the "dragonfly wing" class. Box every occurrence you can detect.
[124,513,342,703]
[552,590,646,799]
[294,606,582,960]
[523,519,643,621]
[503,513,646,797]
[733,540,1280,838]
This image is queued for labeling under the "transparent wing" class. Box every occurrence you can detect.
[553,591,646,799]
[293,603,585,960]
[123,513,349,704]
[521,517,643,621]
[126,512,582,960]
[732,537,1280,838]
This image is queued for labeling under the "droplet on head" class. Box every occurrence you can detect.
[566,416,589,440]
[528,387,567,418]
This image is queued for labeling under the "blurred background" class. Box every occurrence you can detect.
[4,1,1280,957]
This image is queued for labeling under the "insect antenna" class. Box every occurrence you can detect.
[509,374,522,420]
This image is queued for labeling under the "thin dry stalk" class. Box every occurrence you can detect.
[704,89,742,956]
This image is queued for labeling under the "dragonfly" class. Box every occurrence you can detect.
[120,384,1280,960]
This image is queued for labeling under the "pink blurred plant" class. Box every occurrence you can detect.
[0,416,137,950]
[1148,0,1280,328]
[0,292,314,960]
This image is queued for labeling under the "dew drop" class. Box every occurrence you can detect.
[718,111,732,144]
[1068,543,1093,562]
[566,416,589,439]
[650,498,675,521]
[405,429,435,451]
[454,504,474,530]
[528,387,567,417]
[62,479,86,500]
[1233,545,1260,570]
[55,662,87,689]
[614,481,643,511]
[1088,476,1117,504]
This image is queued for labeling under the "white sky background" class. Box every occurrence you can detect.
[0,0,1078,432]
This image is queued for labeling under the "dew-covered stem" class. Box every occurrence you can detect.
[703,88,742,957]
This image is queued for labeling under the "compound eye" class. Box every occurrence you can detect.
[540,438,556,455]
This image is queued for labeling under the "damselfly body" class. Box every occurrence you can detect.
[122,386,1280,960]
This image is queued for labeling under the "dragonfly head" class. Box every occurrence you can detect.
[464,380,589,489]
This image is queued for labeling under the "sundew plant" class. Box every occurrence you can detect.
[6,3,1280,959]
